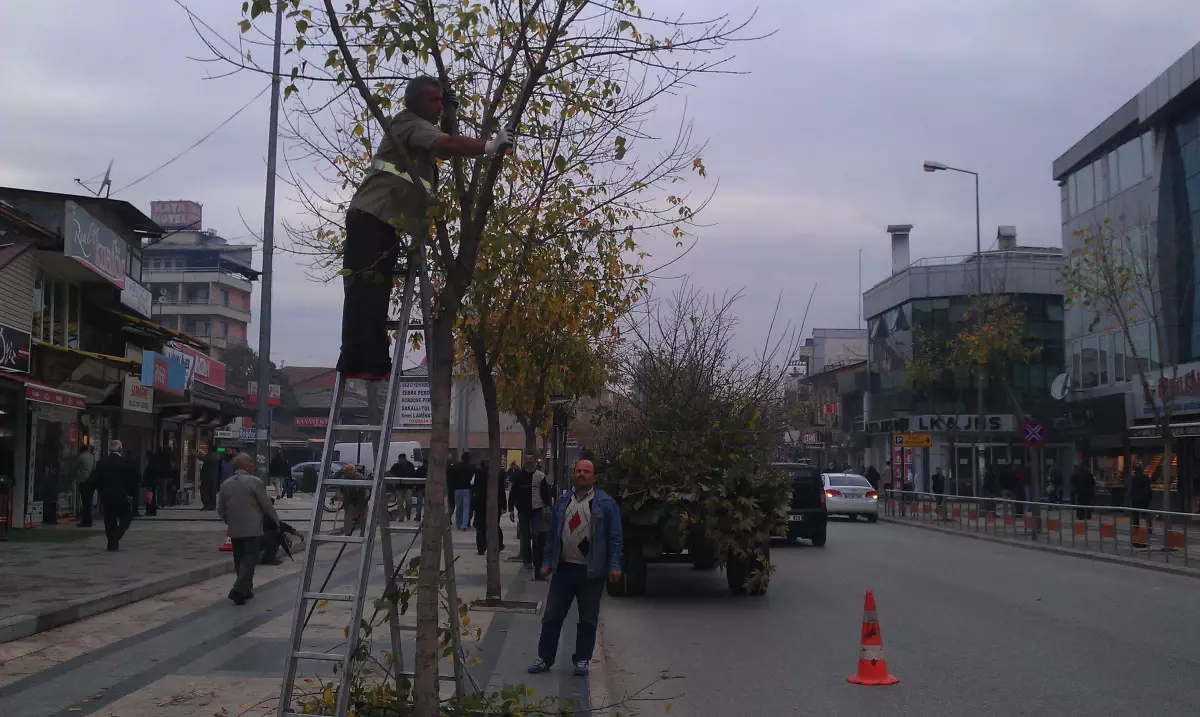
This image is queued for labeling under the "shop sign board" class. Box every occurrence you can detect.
[296,416,328,428]
[165,341,227,391]
[215,430,236,439]
[120,278,153,318]
[64,201,127,288]
[893,433,932,448]
[122,375,154,413]
[0,321,31,374]
[1135,360,1200,419]
[141,350,187,394]
[25,383,86,410]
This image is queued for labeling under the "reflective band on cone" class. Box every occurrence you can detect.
[219,530,233,552]
[847,589,899,686]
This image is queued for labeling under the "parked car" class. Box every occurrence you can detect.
[773,462,828,546]
[290,461,347,491]
[822,473,879,522]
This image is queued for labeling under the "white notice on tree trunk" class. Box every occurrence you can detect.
[397,379,431,429]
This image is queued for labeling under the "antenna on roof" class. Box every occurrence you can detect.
[73,160,114,198]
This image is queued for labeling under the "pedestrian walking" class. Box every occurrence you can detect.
[508,461,534,567]
[1129,468,1153,543]
[218,453,280,605]
[1048,464,1064,503]
[94,440,137,551]
[334,75,512,378]
[864,465,880,491]
[389,452,417,520]
[142,450,159,516]
[1071,463,1096,520]
[339,463,369,536]
[199,444,220,511]
[472,460,507,555]
[526,453,552,579]
[74,444,97,527]
[449,452,475,530]
[931,466,946,508]
[528,459,623,677]
[269,449,291,497]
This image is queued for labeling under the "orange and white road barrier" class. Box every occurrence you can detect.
[847,589,899,686]
[219,530,233,552]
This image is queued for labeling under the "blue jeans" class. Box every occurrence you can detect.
[454,489,472,529]
[537,562,605,664]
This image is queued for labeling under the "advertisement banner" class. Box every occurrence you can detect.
[165,341,227,391]
[140,350,187,394]
[247,381,282,406]
[398,379,431,428]
[0,321,32,374]
[64,201,128,288]
[122,374,154,413]
[1134,360,1200,419]
[296,416,328,428]
[120,278,153,318]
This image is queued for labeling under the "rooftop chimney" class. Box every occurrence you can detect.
[887,224,913,275]
[997,225,1017,251]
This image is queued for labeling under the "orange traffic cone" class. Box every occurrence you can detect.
[219,530,233,552]
[847,589,899,686]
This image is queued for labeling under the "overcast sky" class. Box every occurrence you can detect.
[4,0,1200,367]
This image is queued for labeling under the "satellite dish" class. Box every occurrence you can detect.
[1050,373,1069,400]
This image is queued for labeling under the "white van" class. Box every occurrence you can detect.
[332,440,424,474]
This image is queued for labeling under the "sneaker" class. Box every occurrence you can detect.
[528,657,551,674]
[572,659,590,676]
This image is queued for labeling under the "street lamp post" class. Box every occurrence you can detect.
[924,160,983,496]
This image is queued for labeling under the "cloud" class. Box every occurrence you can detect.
[5,0,1200,368]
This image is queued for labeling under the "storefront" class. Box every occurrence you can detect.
[0,377,23,535]
[23,382,86,526]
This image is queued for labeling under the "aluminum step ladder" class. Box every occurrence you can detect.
[277,254,470,717]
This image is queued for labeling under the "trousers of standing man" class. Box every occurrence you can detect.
[539,562,606,664]
[231,537,260,596]
[337,208,415,376]
[78,480,97,527]
[102,496,132,550]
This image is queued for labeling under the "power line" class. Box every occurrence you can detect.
[112,84,270,195]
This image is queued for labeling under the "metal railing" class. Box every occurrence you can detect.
[883,489,1200,569]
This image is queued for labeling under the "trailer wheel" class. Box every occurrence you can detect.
[726,553,748,596]
[608,540,647,597]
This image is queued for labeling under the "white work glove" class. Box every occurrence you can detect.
[484,127,513,155]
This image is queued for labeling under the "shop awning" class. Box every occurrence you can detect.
[0,372,87,409]
[34,342,141,373]
[104,308,209,351]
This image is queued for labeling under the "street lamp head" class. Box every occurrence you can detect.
[923,161,948,173]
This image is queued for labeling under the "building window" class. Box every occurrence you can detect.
[219,320,228,337]
[1114,329,1126,383]
[1098,333,1110,386]
[1071,340,1082,389]
[220,289,230,307]
[1077,162,1095,213]
[1107,149,1120,198]
[67,283,80,349]
[1117,137,1144,194]
[1142,131,1155,179]
[1081,336,1099,389]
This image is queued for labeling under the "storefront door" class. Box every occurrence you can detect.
[28,402,81,525]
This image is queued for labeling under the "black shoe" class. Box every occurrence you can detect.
[262,560,283,566]
[246,592,255,600]
[78,522,92,528]
[106,544,119,552]
[228,590,247,605]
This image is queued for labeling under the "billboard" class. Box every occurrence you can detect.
[150,200,203,231]
[141,350,187,394]
[122,375,154,413]
[398,379,430,428]
[165,341,227,391]
[0,321,31,374]
[64,201,127,288]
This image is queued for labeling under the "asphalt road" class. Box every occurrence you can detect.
[599,519,1200,716]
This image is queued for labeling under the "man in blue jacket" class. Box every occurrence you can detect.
[528,459,623,677]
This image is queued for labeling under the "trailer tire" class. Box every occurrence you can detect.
[608,540,647,597]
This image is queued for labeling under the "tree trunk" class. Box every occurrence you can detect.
[414,308,454,717]
[477,366,504,600]
[524,422,538,457]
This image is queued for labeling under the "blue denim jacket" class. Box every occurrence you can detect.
[543,487,623,579]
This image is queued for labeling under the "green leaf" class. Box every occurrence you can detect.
[554,155,567,172]
[238,19,252,33]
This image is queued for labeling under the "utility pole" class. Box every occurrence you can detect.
[254,3,284,482]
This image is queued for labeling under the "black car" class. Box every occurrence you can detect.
[773,462,828,546]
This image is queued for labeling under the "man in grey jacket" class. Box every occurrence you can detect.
[218,453,279,605]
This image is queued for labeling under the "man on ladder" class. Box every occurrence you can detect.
[337,75,512,379]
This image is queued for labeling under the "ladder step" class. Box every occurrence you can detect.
[302,591,355,602]
[397,670,458,681]
[386,524,421,533]
[325,478,375,487]
[331,424,382,433]
[293,650,346,663]
[312,533,366,544]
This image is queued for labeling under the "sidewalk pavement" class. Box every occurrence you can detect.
[0,495,317,644]
[0,521,619,716]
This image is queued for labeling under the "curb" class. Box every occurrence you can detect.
[0,541,309,645]
[880,516,1200,580]
[589,619,617,715]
